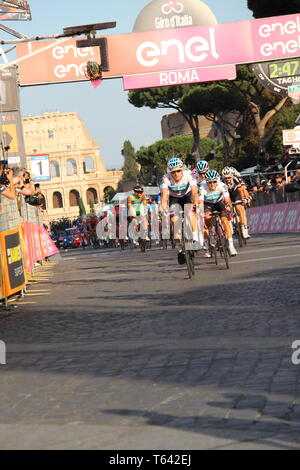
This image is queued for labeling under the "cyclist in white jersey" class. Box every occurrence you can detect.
[161,157,200,263]
[222,167,250,239]
[199,169,237,257]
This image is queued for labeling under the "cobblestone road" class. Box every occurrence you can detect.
[0,234,299,449]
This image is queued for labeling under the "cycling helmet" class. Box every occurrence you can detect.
[206,169,219,182]
[222,167,234,177]
[229,166,241,177]
[133,185,144,193]
[167,157,184,171]
[197,160,209,173]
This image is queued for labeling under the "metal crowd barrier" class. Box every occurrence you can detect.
[252,188,300,207]
[0,195,50,305]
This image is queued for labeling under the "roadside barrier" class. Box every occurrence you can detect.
[0,194,59,304]
[248,201,300,234]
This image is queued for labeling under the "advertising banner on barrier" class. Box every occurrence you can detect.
[0,227,25,298]
[248,201,300,234]
[23,221,34,271]
[22,222,59,272]
[39,225,59,258]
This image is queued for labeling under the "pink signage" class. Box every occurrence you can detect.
[16,14,300,85]
[39,225,59,258]
[248,201,300,234]
[123,64,236,90]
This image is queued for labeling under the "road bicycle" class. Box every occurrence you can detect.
[208,210,230,270]
[231,202,247,248]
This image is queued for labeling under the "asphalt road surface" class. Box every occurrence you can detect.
[0,233,299,450]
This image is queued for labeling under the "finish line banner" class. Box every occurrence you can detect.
[16,13,300,86]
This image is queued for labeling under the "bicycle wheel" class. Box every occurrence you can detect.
[235,218,244,248]
[162,239,168,250]
[185,250,194,278]
[215,220,230,269]
[139,239,146,253]
[210,243,218,265]
[218,234,230,269]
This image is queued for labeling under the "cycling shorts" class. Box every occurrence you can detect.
[204,200,227,216]
[169,192,193,210]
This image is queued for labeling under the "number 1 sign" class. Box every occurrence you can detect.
[29,154,51,182]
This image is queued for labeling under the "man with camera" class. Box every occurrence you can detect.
[0,160,16,200]
[11,167,35,197]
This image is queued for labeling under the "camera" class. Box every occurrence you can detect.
[0,160,9,186]
[0,159,8,169]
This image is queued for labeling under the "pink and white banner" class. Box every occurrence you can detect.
[16,13,300,85]
[39,225,59,258]
[123,64,236,90]
[248,201,300,234]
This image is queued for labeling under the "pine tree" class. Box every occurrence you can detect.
[121,140,139,181]
[78,197,86,216]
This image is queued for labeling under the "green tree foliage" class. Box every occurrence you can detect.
[103,186,117,203]
[180,84,247,165]
[128,85,203,153]
[121,140,139,181]
[128,84,247,155]
[136,135,221,185]
[247,0,300,18]
[78,197,86,216]
[89,202,96,216]
[221,65,288,157]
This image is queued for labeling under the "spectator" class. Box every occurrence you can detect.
[34,183,46,210]
[291,168,300,182]
[12,167,35,196]
[270,174,285,190]
[257,179,270,192]
[0,162,16,200]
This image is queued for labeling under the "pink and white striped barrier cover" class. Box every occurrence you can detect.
[247,201,300,234]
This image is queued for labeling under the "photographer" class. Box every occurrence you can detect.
[0,161,16,200]
[12,167,35,197]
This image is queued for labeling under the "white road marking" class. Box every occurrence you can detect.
[231,253,300,264]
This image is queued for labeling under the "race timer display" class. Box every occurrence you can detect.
[268,60,300,79]
[252,59,300,97]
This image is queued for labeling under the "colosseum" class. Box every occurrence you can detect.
[23,112,123,224]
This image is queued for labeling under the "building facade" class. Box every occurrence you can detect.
[161,112,215,140]
[23,112,123,224]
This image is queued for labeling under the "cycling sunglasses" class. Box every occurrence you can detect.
[207,180,218,184]
[171,169,183,174]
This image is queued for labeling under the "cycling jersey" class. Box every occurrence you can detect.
[161,169,197,198]
[199,181,230,205]
[127,193,147,216]
[194,173,207,190]
[223,177,242,203]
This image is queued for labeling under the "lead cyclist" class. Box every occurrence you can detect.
[160,157,201,264]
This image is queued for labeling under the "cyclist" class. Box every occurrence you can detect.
[222,167,250,239]
[127,185,149,241]
[194,160,209,189]
[229,167,252,206]
[161,157,200,264]
[199,169,237,257]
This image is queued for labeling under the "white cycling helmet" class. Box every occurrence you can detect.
[222,167,234,177]
[229,166,241,177]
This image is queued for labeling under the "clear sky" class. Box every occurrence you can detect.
[1,1,253,169]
